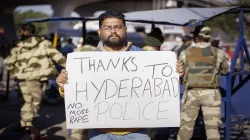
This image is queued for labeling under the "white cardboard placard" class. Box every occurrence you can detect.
[65,51,180,129]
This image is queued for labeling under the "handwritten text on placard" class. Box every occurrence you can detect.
[65,51,180,129]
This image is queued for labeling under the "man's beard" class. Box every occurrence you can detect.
[102,33,127,47]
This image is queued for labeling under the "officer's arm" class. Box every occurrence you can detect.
[57,69,67,98]
[220,51,230,74]
[5,47,17,73]
[45,40,66,67]
[178,51,186,83]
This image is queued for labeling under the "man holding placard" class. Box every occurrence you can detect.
[57,11,185,140]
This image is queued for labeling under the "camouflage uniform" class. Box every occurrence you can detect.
[142,46,159,51]
[70,129,89,140]
[74,44,96,52]
[177,27,230,140]
[6,36,66,127]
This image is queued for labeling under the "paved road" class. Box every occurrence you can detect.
[0,91,69,140]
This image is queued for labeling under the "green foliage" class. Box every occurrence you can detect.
[204,0,250,40]
[205,14,238,37]
[237,0,250,7]
[13,10,49,36]
[205,13,250,39]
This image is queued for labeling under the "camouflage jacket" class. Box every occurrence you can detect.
[179,42,230,87]
[6,36,66,81]
[74,45,96,52]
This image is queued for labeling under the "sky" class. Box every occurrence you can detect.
[15,4,80,17]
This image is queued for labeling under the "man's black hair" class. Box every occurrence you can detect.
[67,38,73,44]
[147,27,164,43]
[182,35,192,43]
[135,26,145,33]
[191,25,204,39]
[83,31,99,46]
[98,11,126,28]
[21,23,36,34]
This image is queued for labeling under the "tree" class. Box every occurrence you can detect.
[237,0,250,7]
[205,0,250,40]
[13,10,49,36]
[205,14,240,38]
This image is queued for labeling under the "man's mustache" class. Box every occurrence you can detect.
[108,34,120,39]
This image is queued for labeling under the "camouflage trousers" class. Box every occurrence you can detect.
[70,129,88,140]
[177,88,222,140]
[18,81,43,127]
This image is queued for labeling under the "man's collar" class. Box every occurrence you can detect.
[196,42,211,48]
[97,41,132,52]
